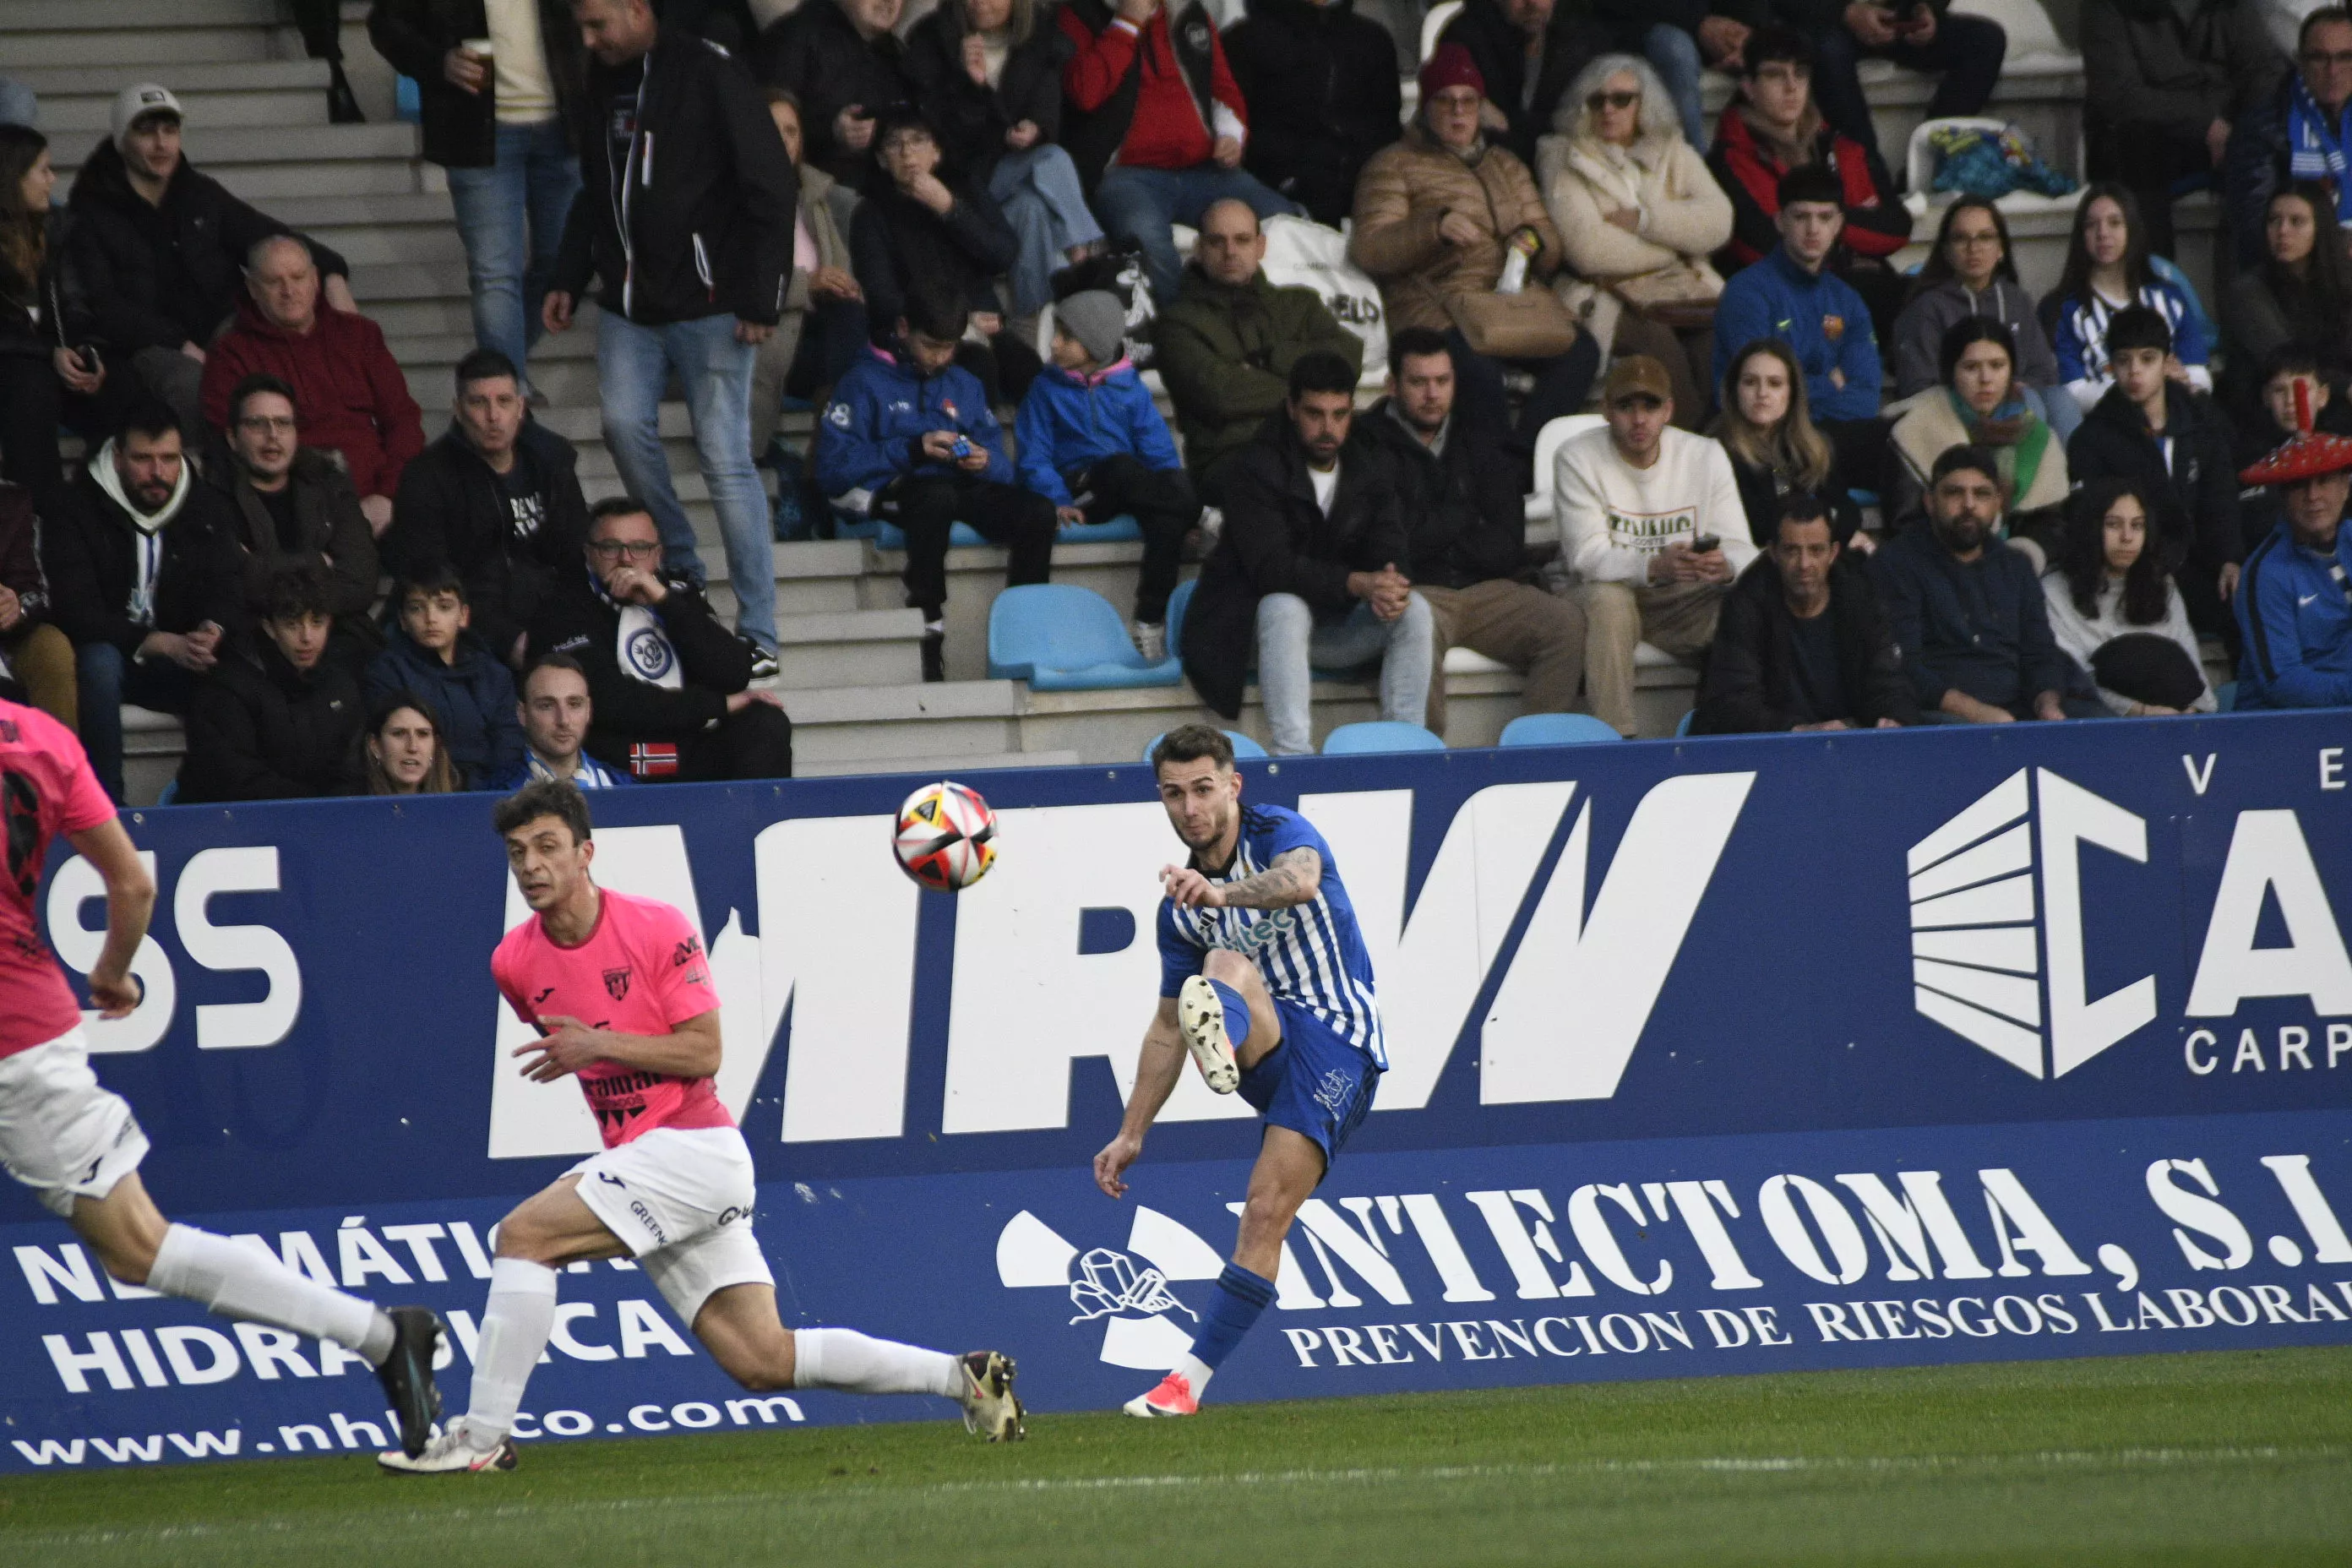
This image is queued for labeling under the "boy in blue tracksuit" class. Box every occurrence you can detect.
[1712,166,1888,493]
[2235,439,2352,710]
[1015,291,1199,659]
[814,292,1058,680]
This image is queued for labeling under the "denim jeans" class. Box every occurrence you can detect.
[1090,164,1304,308]
[1810,14,2007,161]
[446,119,581,394]
[1641,24,1707,149]
[596,311,776,653]
[989,145,1107,316]
[76,642,195,804]
[1255,592,1435,756]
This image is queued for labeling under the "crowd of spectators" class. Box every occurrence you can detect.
[2,0,2351,790]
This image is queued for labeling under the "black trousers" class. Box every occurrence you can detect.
[1821,415,1896,506]
[1810,14,2007,161]
[1072,455,1196,623]
[676,702,794,781]
[2088,120,2212,261]
[953,337,1043,411]
[876,472,1057,618]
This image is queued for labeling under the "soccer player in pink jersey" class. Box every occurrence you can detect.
[381,779,1024,1473]
[0,698,446,1455]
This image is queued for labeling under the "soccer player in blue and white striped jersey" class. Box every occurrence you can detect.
[1092,723,1386,1418]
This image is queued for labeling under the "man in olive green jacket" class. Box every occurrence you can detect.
[1152,199,1363,498]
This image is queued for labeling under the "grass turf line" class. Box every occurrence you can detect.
[4,1347,2350,1565]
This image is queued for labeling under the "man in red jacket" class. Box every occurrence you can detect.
[1059,0,1302,307]
[199,234,426,538]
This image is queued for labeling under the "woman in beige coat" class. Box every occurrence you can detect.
[1350,43,1598,460]
[1537,53,1731,427]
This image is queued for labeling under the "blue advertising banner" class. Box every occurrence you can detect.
[8,712,2352,1471]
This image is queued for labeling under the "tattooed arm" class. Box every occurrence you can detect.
[1159,847,1323,911]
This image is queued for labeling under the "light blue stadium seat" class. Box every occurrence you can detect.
[155,778,181,805]
[1499,713,1621,747]
[1141,729,1268,763]
[987,584,1181,691]
[1060,514,1143,545]
[1320,721,1446,754]
[1675,709,1696,736]
[2214,680,2236,713]
[1164,576,1197,651]
[1848,488,1881,511]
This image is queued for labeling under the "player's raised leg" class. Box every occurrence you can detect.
[1175,948,1282,1094]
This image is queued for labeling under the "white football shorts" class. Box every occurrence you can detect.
[567,1124,774,1329]
[0,1026,151,1217]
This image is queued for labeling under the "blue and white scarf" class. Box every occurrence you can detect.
[2287,78,2352,226]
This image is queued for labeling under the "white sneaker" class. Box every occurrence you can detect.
[377,1421,518,1476]
[1176,975,1240,1094]
[1131,621,1167,661]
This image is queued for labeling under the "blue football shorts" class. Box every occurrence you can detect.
[1237,999,1381,1172]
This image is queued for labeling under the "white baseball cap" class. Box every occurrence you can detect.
[111,84,184,145]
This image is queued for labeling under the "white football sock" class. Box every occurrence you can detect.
[791,1326,961,1397]
[1171,1352,1214,1394]
[463,1258,558,1448]
[146,1223,393,1365]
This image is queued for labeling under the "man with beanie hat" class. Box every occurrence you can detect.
[1015,291,1198,658]
[67,84,355,432]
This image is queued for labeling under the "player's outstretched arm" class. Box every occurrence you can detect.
[1095,999,1185,1199]
[64,819,156,1018]
[516,1009,723,1083]
[1211,847,1322,911]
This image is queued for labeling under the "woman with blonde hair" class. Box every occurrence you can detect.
[1712,338,1863,546]
[1537,52,1730,424]
[364,694,460,796]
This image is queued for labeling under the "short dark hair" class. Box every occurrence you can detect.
[2301,6,2352,50]
[2258,341,2328,384]
[1288,350,1358,400]
[1777,164,1843,210]
[2104,303,2174,358]
[493,778,592,845]
[1389,326,1454,373]
[874,103,936,148]
[1152,723,1237,774]
[1930,444,2003,490]
[586,496,656,536]
[1937,316,2017,386]
[455,347,520,393]
[227,373,297,428]
[396,559,468,605]
[522,651,591,695]
[116,395,181,447]
[903,287,970,345]
[1743,25,1814,74]
[1775,492,1832,532]
[260,564,332,624]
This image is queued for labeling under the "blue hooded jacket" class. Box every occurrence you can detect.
[2235,518,2352,709]
[813,343,1014,506]
[1012,357,1183,505]
[362,621,525,789]
[1712,247,1881,424]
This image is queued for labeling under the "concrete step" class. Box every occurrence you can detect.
[0,0,284,29]
[12,59,329,95]
[750,607,928,689]
[41,79,331,134]
[57,126,427,203]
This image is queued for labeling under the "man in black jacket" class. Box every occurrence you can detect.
[1355,329,1584,737]
[755,0,916,193]
[215,374,381,672]
[2223,8,2352,266]
[544,0,798,673]
[1222,0,1402,226]
[1179,351,1434,754]
[2064,304,2244,646]
[1695,495,1918,731]
[1436,0,1610,163]
[66,84,354,431]
[42,398,244,801]
[525,497,792,781]
[366,0,587,399]
[177,565,365,803]
[389,348,591,669]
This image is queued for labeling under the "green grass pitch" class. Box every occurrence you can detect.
[6,1348,2349,1566]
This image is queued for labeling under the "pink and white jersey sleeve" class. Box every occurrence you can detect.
[492,888,732,1146]
[0,700,119,1059]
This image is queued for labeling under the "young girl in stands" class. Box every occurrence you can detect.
[1892,196,2075,441]
[2041,476,2214,717]
[2043,182,2213,414]
[1711,339,1864,548]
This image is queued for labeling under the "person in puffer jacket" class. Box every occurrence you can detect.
[1013,291,1195,658]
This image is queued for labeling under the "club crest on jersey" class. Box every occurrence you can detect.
[603,966,632,1000]
[625,626,676,682]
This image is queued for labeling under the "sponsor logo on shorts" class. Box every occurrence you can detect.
[628,1199,668,1246]
[603,966,632,1001]
[596,1170,627,1187]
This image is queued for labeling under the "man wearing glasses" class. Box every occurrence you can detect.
[2225,7,2352,266]
[213,373,382,674]
[522,497,792,781]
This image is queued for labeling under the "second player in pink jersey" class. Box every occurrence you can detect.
[384,779,1026,1475]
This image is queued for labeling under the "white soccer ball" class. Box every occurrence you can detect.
[892,780,999,893]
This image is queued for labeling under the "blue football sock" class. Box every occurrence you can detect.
[1188,1263,1277,1371]
[1207,977,1251,1050]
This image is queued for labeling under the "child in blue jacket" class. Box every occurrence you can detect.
[1014,291,1198,659]
[814,292,1058,680]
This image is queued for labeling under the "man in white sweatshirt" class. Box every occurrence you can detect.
[1553,356,1756,734]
